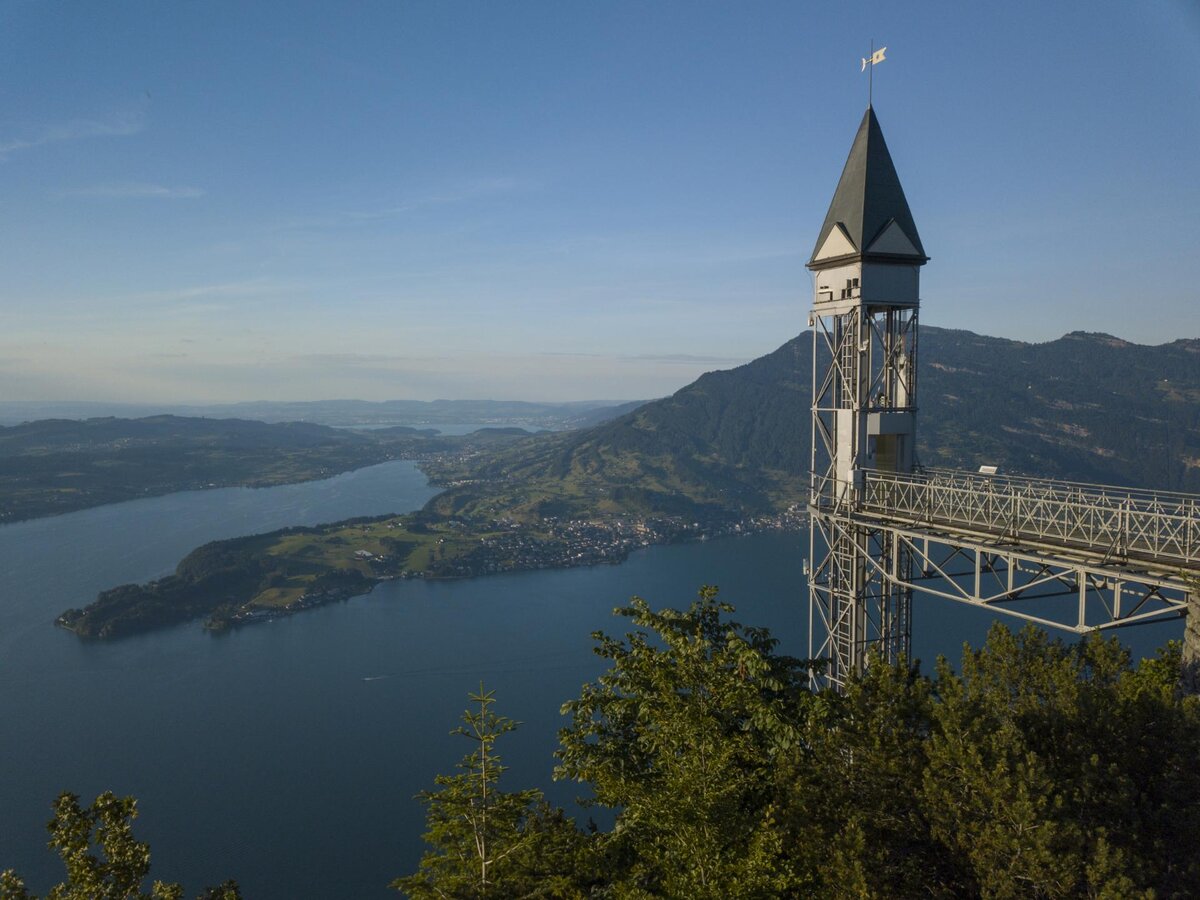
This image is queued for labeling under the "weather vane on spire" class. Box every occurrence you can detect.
[861,41,887,106]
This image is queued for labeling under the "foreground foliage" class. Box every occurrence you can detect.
[0,792,239,900]
[555,587,810,898]
[393,686,591,899]
[400,587,1200,898]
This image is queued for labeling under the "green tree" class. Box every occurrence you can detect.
[0,792,240,900]
[555,586,812,898]
[407,596,1200,898]
[782,656,966,898]
[394,685,589,899]
[922,624,1200,898]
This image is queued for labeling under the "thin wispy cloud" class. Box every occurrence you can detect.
[57,182,204,200]
[624,352,750,366]
[135,278,296,304]
[539,351,750,366]
[0,109,145,159]
[277,176,528,230]
[290,352,449,367]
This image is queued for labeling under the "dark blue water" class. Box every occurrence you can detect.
[0,463,1183,898]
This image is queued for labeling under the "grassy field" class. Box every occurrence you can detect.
[239,516,553,610]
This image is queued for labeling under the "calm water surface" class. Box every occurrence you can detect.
[0,461,1182,898]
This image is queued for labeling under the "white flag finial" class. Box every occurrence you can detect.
[862,44,887,105]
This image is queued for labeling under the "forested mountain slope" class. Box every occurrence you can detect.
[428,327,1200,522]
[920,329,1199,490]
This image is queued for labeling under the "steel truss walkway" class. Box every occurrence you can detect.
[815,468,1199,636]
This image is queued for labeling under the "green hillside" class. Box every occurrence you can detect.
[427,327,1200,522]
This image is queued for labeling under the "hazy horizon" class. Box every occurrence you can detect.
[0,321,1195,410]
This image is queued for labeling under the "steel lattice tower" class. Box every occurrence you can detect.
[806,106,929,690]
[801,108,1198,692]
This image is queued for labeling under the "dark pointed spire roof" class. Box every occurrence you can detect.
[807,106,927,268]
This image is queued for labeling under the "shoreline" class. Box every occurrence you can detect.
[1,454,441,528]
[206,515,808,632]
[56,507,807,640]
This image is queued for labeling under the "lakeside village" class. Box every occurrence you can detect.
[216,505,808,630]
[420,506,808,578]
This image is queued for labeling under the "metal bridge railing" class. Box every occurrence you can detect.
[845,469,1200,571]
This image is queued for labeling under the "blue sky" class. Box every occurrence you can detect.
[1,0,1197,403]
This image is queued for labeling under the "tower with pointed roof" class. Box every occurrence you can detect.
[806,105,927,689]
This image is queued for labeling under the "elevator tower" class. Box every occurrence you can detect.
[806,106,928,689]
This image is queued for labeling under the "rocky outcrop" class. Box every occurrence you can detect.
[1181,586,1200,696]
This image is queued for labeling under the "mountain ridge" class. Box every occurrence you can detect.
[425,325,1200,522]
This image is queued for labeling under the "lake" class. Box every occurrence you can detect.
[0,461,1183,898]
